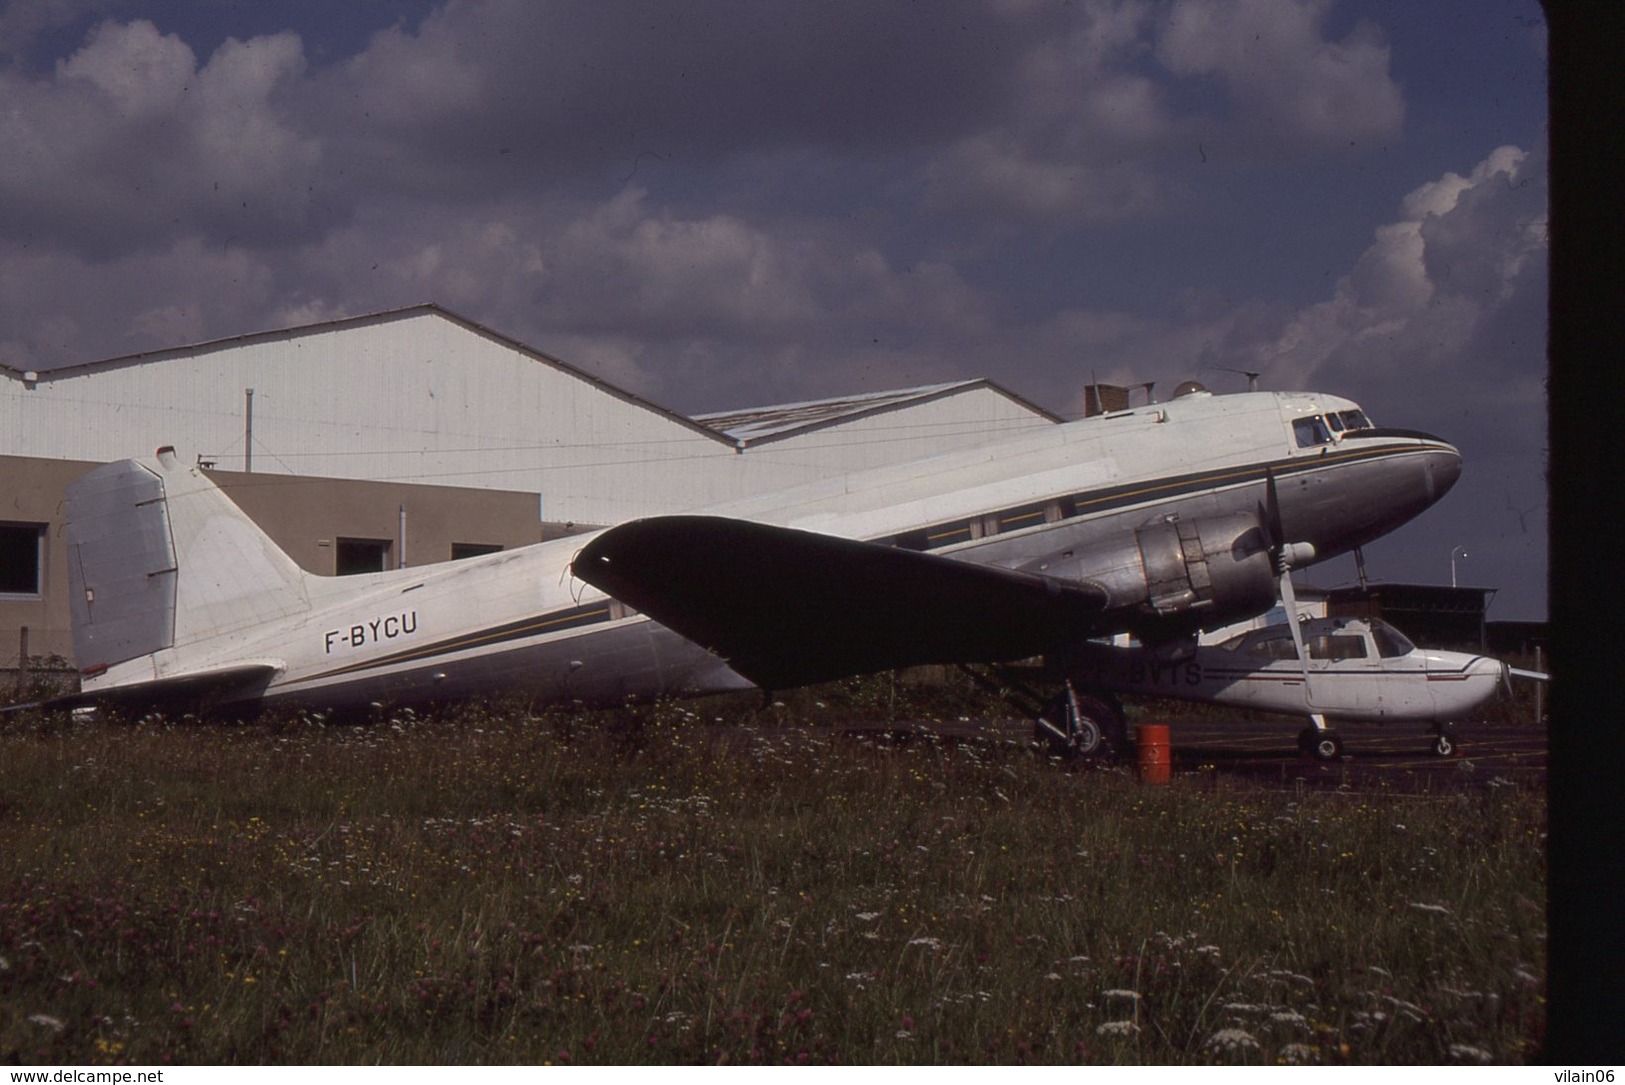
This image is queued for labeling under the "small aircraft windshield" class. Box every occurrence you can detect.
[1369,620,1415,658]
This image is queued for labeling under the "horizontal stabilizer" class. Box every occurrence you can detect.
[574,516,1108,689]
[9,661,284,716]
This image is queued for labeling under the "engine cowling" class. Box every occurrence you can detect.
[1017,512,1279,638]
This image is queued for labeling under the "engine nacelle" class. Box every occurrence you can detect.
[1018,512,1279,637]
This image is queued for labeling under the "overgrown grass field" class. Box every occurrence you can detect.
[0,680,1545,1064]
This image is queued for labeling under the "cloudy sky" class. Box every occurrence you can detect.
[0,0,1547,618]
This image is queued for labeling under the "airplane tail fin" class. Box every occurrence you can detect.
[66,447,311,675]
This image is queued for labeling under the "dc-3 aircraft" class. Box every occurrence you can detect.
[27,385,1470,761]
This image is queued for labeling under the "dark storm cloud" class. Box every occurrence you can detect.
[0,19,338,257]
[314,0,1023,198]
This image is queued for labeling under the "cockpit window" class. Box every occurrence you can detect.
[1370,620,1415,658]
[1293,416,1333,448]
[1330,409,1374,432]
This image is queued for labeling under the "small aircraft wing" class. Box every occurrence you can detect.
[573,515,1109,690]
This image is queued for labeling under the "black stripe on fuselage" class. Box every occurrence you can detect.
[888,440,1436,552]
[305,602,616,681]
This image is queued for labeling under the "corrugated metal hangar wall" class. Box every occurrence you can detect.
[2,304,1058,665]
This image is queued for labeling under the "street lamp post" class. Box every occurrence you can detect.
[1451,545,1468,589]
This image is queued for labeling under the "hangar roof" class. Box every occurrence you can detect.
[694,380,1062,447]
[1,303,732,447]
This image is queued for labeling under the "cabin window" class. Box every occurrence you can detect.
[452,542,503,561]
[335,537,393,575]
[1293,416,1333,448]
[1307,634,1367,661]
[1234,632,1300,660]
[0,522,45,598]
[995,503,1049,534]
[925,522,975,548]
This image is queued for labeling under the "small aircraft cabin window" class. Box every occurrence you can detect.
[1226,631,1300,660]
[1370,621,1415,658]
[1292,416,1333,448]
[1307,634,1368,661]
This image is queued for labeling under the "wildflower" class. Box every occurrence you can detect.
[1279,1043,1316,1064]
[1204,1028,1260,1052]
[1096,1020,1139,1037]
[1102,989,1141,1001]
[1449,1044,1494,1063]
[28,1014,65,1032]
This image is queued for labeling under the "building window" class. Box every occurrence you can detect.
[451,542,503,561]
[1,522,45,598]
[335,537,392,576]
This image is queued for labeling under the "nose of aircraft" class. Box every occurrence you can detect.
[1422,436,1463,502]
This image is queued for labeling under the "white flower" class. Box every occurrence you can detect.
[1096,1020,1140,1037]
[1280,1043,1316,1064]
[1204,1028,1261,1051]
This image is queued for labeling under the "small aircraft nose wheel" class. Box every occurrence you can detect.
[1298,727,1344,761]
[1036,686,1122,760]
[1431,727,1459,757]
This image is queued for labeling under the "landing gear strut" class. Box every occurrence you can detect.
[1036,682,1126,761]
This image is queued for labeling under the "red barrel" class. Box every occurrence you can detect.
[1136,723,1171,784]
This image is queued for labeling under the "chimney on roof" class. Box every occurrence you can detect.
[1083,383,1130,417]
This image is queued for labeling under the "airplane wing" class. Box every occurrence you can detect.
[573,515,1109,689]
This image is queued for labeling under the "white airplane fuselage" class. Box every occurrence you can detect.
[1054,618,1505,724]
[70,389,1461,713]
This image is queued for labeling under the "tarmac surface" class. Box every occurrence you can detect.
[842,715,1548,792]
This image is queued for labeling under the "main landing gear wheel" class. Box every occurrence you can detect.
[1036,686,1123,761]
[1431,727,1460,757]
[1298,727,1344,762]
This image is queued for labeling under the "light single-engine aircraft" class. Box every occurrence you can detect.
[1039,616,1508,760]
[27,386,1462,762]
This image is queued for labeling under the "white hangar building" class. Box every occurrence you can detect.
[2,304,1059,666]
